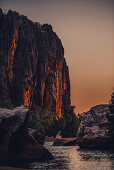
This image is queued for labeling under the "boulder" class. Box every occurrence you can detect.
[0,106,53,163]
[8,130,53,162]
[27,128,45,145]
[0,105,28,161]
[76,104,113,149]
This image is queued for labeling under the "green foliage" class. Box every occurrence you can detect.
[27,105,82,137]
[61,109,82,138]
[27,106,57,135]
[47,117,66,137]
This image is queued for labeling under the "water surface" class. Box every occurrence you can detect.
[29,142,114,170]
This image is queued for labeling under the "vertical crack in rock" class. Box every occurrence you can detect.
[0,9,71,118]
[8,29,18,85]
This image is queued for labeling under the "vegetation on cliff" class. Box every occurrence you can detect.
[28,106,82,137]
[60,107,82,137]
[28,106,57,135]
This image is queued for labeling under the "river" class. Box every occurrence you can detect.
[27,142,114,170]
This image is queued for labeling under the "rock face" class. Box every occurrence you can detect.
[0,106,53,162]
[76,105,112,149]
[0,9,71,119]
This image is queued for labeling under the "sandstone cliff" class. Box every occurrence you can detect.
[76,104,114,149]
[0,9,71,118]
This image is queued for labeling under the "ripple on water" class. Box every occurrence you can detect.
[28,142,114,170]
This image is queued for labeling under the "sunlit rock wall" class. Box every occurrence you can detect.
[0,9,71,118]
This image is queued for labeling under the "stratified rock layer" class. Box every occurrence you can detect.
[0,9,71,118]
[76,105,114,149]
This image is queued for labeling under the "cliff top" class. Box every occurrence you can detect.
[0,8,58,37]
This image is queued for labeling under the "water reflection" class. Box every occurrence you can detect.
[28,142,114,170]
[69,147,114,170]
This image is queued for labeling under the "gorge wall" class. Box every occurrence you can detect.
[0,9,71,118]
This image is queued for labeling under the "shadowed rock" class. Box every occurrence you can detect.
[0,105,28,160]
[0,106,53,163]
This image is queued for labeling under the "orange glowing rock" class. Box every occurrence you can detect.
[23,85,31,108]
[1,10,71,121]
[41,81,45,106]
[23,77,37,109]
[8,29,18,85]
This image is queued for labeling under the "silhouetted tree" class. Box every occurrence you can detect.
[107,92,114,140]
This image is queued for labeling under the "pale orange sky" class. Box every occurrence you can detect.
[1,0,114,113]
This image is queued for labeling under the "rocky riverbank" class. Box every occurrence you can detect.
[76,104,114,150]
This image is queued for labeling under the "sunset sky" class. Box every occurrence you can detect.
[1,0,114,113]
